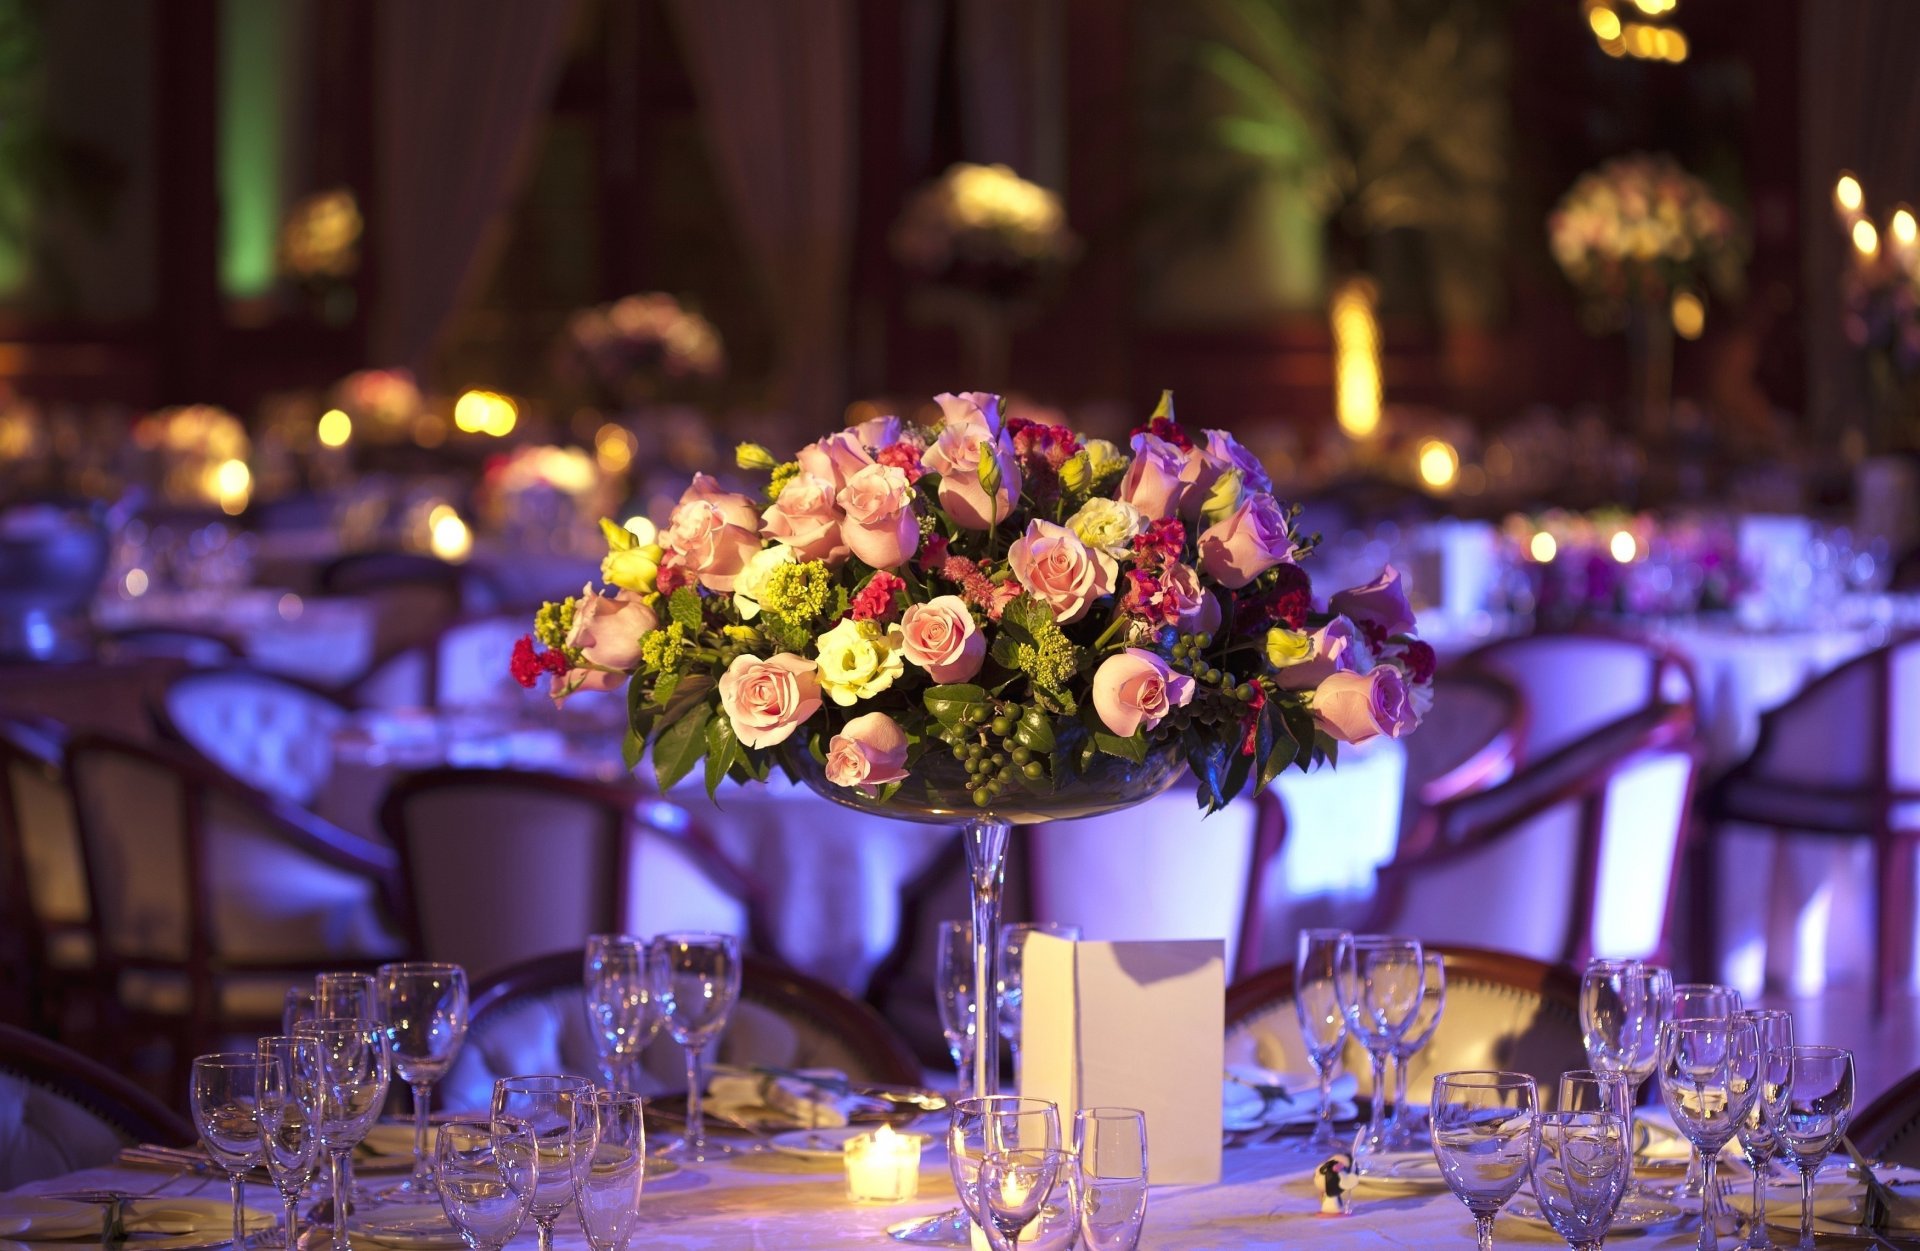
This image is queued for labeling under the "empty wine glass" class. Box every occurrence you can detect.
[1431,1070,1540,1251]
[1765,1046,1855,1251]
[997,923,1080,1089]
[1385,952,1446,1150]
[437,1118,537,1251]
[256,1035,324,1251]
[948,1096,1062,1232]
[490,1076,598,1251]
[191,1053,267,1251]
[1669,982,1742,1204]
[657,932,742,1163]
[283,989,318,1036]
[379,962,469,1197]
[1530,1109,1632,1251]
[1295,928,1350,1153]
[936,921,978,1094]
[315,971,378,1020]
[1074,1107,1147,1251]
[297,1018,390,1251]
[1657,1016,1760,1251]
[1557,1070,1635,1119]
[977,1148,1074,1251]
[1579,959,1672,1104]
[575,1091,646,1251]
[583,936,664,1095]
[1735,1010,1793,1251]
[1335,933,1425,1172]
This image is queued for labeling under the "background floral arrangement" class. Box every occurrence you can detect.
[890,164,1080,303]
[555,291,726,409]
[1497,508,1744,623]
[512,392,1431,813]
[1549,153,1743,322]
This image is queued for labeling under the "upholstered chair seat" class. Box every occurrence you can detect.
[0,1025,193,1189]
[157,668,349,806]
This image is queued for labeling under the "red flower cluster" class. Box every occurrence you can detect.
[1006,416,1081,473]
[1118,568,1181,626]
[655,558,697,597]
[1239,682,1267,757]
[1131,518,1186,565]
[1236,563,1312,634]
[1129,415,1192,451]
[938,555,1016,619]
[850,571,906,623]
[876,441,926,484]
[1399,639,1437,685]
[917,531,951,572]
[510,635,569,688]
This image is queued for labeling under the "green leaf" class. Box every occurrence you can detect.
[621,727,644,772]
[1258,702,1297,790]
[704,714,742,801]
[1014,710,1057,753]
[653,702,712,793]
[658,675,715,727]
[924,683,987,727]
[628,674,659,741]
[1220,743,1255,807]
[651,668,681,708]
[873,781,903,805]
[668,587,703,633]
[1092,729,1148,764]
[1000,593,1051,640]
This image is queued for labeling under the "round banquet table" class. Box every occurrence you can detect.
[92,587,377,686]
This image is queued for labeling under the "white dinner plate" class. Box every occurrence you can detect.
[1353,1152,1447,1192]
[1508,1189,1686,1233]
[769,1127,869,1161]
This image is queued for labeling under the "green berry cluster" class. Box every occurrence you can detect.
[934,699,1052,807]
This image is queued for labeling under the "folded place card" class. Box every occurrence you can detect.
[1019,935,1224,1184]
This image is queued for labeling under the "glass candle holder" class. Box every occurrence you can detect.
[844,1125,925,1204]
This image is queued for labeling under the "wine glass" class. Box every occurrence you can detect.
[1530,1109,1632,1251]
[657,932,742,1163]
[936,921,978,1094]
[1335,933,1425,1172]
[378,962,469,1197]
[315,971,378,1020]
[1579,959,1672,1105]
[575,1090,647,1251]
[997,922,1081,1089]
[1669,982,1742,1204]
[296,1017,391,1251]
[256,1035,324,1251]
[1074,1107,1147,1251]
[490,1076,598,1251]
[1557,1070,1634,1119]
[977,1148,1074,1251]
[1765,1046,1855,1251]
[1735,1010,1793,1251]
[436,1118,537,1251]
[1657,1016,1760,1251]
[190,1053,267,1251]
[283,989,318,1036]
[1431,1070,1539,1251]
[1294,928,1350,1153]
[583,936,665,1094]
[1385,952,1446,1150]
[948,1096,1062,1232]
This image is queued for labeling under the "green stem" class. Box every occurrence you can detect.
[1092,615,1129,650]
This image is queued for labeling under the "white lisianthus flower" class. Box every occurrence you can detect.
[732,544,796,621]
[814,617,906,706]
[1066,496,1146,562]
[1081,438,1129,484]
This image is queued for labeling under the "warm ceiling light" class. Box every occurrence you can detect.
[317,408,352,447]
[1894,208,1917,247]
[429,509,473,562]
[1529,532,1558,563]
[1610,530,1638,563]
[1417,439,1459,491]
[1331,278,1383,439]
[1854,219,1881,257]
[1588,6,1622,40]
[1671,290,1705,340]
[1837,174,1864,214]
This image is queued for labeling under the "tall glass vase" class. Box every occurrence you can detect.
[960,817,1011,1099]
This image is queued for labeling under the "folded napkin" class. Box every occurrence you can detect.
[708,1068,853,1130]
[0,1196,274,1246]
[1222,1065,1360,1131]
[361,1122,435,1159]
[1632,1108,1692,1164]
[1731,1182,1920,1233]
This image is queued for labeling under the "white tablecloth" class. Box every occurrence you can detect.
[93,588,376,686]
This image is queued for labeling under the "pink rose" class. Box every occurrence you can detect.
[566,583,657,672]
[1200,428,1273,495]
[934,391,1001,433]
[1007,519,1114,625]
[762,473,848,564]
[1330,566,1417,639]
[1313,665,1419,745]
[662,473,762,593]
[1164,562,1207,622]
[899,595,986,683]
[923,422,1020,531]
[797,431,874,492]
[1196,493,1293,588]
[1183,588,1222,635]
[1092,648,1195,738]
[1118,432,1189,521]
[824,711,911,794]
[1274,616,1367,690]
[850,413,903,451]
[836,463,920,569]
[717,652,822,748]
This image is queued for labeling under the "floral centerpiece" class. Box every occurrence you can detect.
[1549,153,1742,319]
[1498,508,1744,625]
[511,391,1431,814]
[555,292,725,410]
[891,164,1079,303]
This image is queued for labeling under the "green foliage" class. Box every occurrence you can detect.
[668,587,704,633]
[534,597,577,654]
[992,594,1080,698]
[653,699,712,792]
[924,684,987,728]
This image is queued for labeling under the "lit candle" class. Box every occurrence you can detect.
[1836,172,1865,226]
[843,1124,925,1204]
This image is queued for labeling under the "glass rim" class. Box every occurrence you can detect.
[1074,1106,1145,1120]
[1772,1044,1852,1060]
[653,930,738,945]
[315,971,376,985]
[951,1094,1057,1115]
[1342,932,1420,948]
[376,961,465,976]
[1559,1068,1632,1083]
[255,1034,319,1051]
[494,1073,597,1092]
[1433,1069,1536,1089]
[293,1016,384,1034]
[1299,927,1351,939]
[192,1051,266,1067]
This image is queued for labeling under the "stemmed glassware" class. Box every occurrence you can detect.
[284,989,318,1036]
[315,972,379,1020]
[948,1096,1062,1236]
[190,1052,268,1251]
[1073,1107,1148,1251]
[1764,1046,1856,1251]
[977,1148,1078,1251]
[297,1017,391,1251]
[1668,983,1743,1204]
[1734,1010,1794,1250]
[1558,1070,1635,1119]
[997,923,1081,1089]
[1579,959,1673,1111]
[1530,1109,1632,1251]
[1657,1016,1760,1251]
[436,1118,538,1251]
[1431,1071,1540,1251]
[1334,933,1425,1171]
[489,1076,599,1251]
[936,921,978,1094]
[584,936,665,1095]
[378,962,470,1197]
[657,932,742,1163]
[1385,952,1446,1150]
[1295,929,1350,1153]
[575,1090,647,1251]
[256,1035,324,1251]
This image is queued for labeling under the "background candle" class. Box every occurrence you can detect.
[844,1124,924,1204]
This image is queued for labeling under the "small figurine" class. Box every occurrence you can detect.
[1314,1152,1354,1216]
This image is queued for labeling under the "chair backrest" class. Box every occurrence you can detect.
[96,626,240,667]
[1736,634,1920,801]
[1400,668,1525,844]
[1224,944,1586,1098]
[0,1024,194,1188]
[0,718,86,940]
[156,666,349,806]
[319,552,470,664]
[1851,1065,1920,1168]
[1461,631,1693,762]
[353,616,536,710]
[437,950,923,1113]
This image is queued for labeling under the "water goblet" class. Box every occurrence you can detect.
[379,961,469,1197]
[1579,959,1672,1103]
[583,936,664,1094]
[297,1018,391,1251]
[1557,1070,1635,1119]
[1657,1016,1760,1251]
[436,1118,537,1251]
[315,972,378,1020]
[1431,1070,1540,1251]
[657,932,742,1162]
[1335,933,1425,1172]
[1669,982,1743,1204]
[1385,952,1446,1150]
[1765,1046,1855,1251]
[575,1091,647,1251]
[190,1053,268,1251]
[1734,1010,1793,1250]
[1074,1107,1147,1251]
[1295,928,1350,1153]
[997,923,1081,1089]
[977,1148,1075,1251]
[490,1076,598,1251]
[1530,1109,1632,1251]
[256,1035,324,1251]
[936,921,978,1094]
[948,1096,1062,1232]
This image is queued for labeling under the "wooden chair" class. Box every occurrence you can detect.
[1459,630,1696,761]
[1224,944,1586,1098]
[1700,636,1920,1016]
[1399,667,1527,849]
[1851,1065,1920,1167]
[319,551,482,667]
[95,626,240,667]
[437,949,923,1112]
[0,717,96,1032]
[153,665,352,807]
[350,614,535,710]
[0,1024,195,1188]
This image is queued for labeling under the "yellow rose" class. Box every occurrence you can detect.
[1059,451,1091,495]
[1265,627,1313,668]
[815,618,905,707]
[602,543,662,594]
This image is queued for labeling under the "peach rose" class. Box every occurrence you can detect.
[899,595,986,683]
[1007,519,1113,624]
[1183,588,1222,635]
[1092,648,1195,738]
[836,463,920,569]
[716,652,822,749]
[1313,665,1419,745]
[1330,566,1417,638]
[1196,492,1293,589]
[923,394,1020,530]
[1118,432,1189,521]
[662,473,762,593]
[796,430,873,492]
[1273,616,1368,690]
[850,413,904,450]
[549,585,657,705]
[824,711,910,795]
[762,473,847,565]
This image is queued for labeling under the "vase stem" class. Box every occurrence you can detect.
[962,816,1013,1099]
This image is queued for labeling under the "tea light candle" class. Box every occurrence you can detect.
[843,1124,924,1203]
